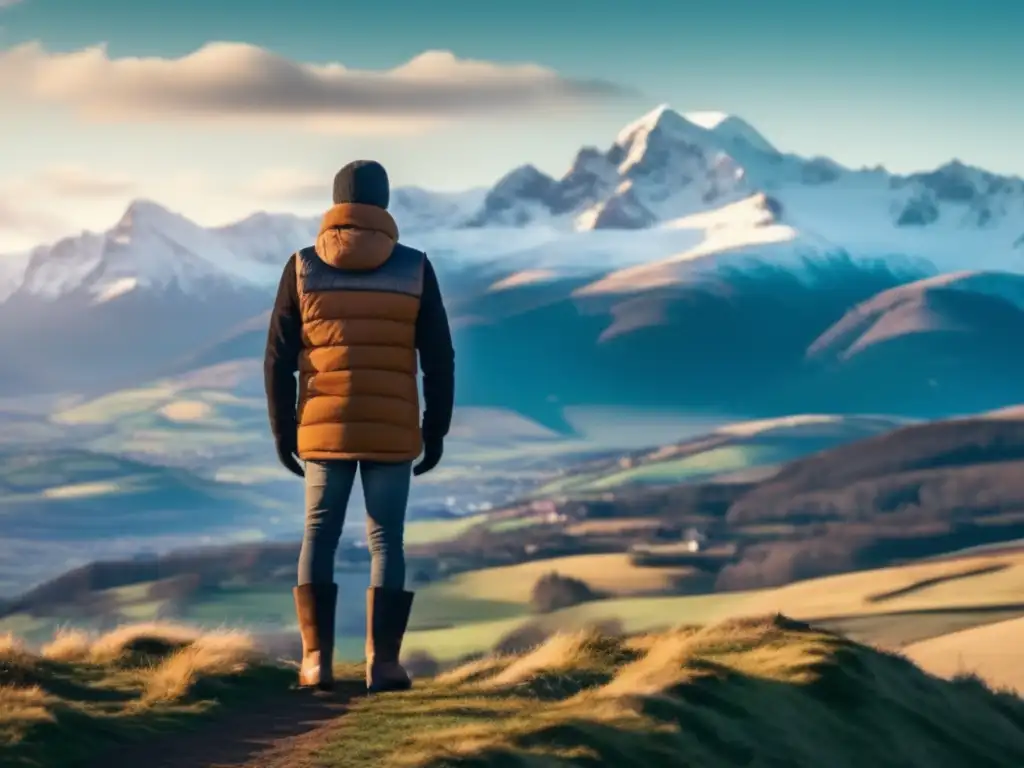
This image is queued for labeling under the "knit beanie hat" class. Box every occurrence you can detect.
[332,160,390,209]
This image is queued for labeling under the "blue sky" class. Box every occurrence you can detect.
[0,0,1021,249]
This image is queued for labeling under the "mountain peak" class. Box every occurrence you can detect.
[684,110,732,129]
[120,198,171,218]
[114,199,182,232]
[614,104,699,147]
[685,112,778,155]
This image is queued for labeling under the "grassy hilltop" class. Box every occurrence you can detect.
[2,615,1024,768]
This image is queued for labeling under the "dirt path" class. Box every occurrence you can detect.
[84,683,363,768]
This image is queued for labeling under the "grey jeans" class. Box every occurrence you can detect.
[297,460,412,589]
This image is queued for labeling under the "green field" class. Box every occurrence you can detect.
[51,381,278,470]
[407,551,704,634]
[179,588,299,628]
[530,414,906,497]
[417,553,697,606]
[538,444,778,494]
[404,514,489,545]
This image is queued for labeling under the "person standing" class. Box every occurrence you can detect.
[263,160,455,693]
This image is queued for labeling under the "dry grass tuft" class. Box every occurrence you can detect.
[88,621,203,664]
[482,629,604,688]
[0,632,29,659]
[0,684,55,734]
[622,625,701,655]
[1,621,290,766]
[434,655,511,687]
[600,614,837,698]
[40,627,93,662]
[598,628,698,697]
[144,630,259,702]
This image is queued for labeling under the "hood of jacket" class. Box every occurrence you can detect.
[314,203,399,271]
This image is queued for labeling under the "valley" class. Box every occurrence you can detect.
[4,409,1024,692]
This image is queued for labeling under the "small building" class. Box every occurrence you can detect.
[683,527,709,552]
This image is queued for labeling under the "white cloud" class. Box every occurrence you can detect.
[0,42,635,134]
[0,0,26,8]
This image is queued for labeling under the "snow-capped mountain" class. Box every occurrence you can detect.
[4,103,1024,410]
[7,200,285,306]
[0,189,487,305]
[0,252,30,304]
[471,104,1024,240]
[210,211,318,269]
[466,105,1024,287]
[4,103,1024,307]
[207,189,486,272]
[468,105,767,228]
[388,186,488,232]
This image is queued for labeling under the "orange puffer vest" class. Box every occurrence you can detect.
[295,203,425,461]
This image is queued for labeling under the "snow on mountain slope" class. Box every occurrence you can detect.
[466,105,1024,289]
[470,104,762,230]
[574,165,1024,296]
[211,211,318,268]
[12,200,284,303]
[576,193,803,295]
[4,105,1024,306]
[389,186,488,232]
[0,252,31,303]
[685,111,779,156]
[0,187,488,303]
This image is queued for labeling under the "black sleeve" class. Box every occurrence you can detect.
[415,257,455,439]
[264,254,303,447]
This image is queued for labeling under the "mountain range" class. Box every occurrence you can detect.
[2,105,1024,424]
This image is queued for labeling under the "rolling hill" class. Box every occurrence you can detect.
[727,413,1024,524]
[803,271,1024,413]
[532,413,908,494]
[137,262,1024,434]
[904,615,1024,695]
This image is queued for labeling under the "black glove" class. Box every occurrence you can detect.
[413,432,444,476]
[275,430,304,478]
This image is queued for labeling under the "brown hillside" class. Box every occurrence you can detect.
[730,417,1024,519]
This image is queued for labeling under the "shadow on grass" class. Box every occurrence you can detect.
[6,664,352,768]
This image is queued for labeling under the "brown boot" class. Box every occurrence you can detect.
[365,587,414,693]
[293,583,338,691]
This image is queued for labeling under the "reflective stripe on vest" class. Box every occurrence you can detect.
[295,244,425,298]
